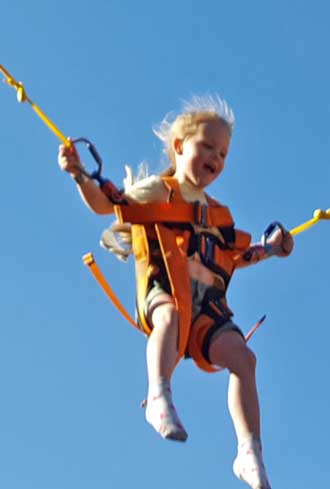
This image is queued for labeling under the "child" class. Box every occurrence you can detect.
[58,95,293,489]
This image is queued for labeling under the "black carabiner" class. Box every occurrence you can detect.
[72,137,126,204]
[261,221,287,254]
[72,137,104,184]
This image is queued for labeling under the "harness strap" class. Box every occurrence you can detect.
[162,177,181,200]
[155,224,192,362]
[188,314,220,373]
[114,202,234,227]
[83,252,140,331]
[132,224,153,336]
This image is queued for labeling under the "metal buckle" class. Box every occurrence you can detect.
[197,233,231,285]
[193,202,208,227]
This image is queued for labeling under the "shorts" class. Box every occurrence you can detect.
[143,276,244,365]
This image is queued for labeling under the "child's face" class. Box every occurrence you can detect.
[173,119,230,188]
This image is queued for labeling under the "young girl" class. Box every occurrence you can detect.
[58,95,293,489]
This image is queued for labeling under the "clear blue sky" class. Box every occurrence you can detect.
[1,1,329,488]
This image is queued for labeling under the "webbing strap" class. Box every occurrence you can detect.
[155,224,192,362]
[114,202,233,227]
[82,252,139,331]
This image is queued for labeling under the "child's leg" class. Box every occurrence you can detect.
[144,294,188,442]
[146,294,178,383]
[209,331,260,440]
[208,331,271,489]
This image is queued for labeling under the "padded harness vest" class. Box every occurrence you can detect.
[114,177,251,372]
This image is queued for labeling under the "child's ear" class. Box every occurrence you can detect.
[173,138,183,155]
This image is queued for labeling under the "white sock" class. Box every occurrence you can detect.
[233,434,271,489]
[144,379,188,442]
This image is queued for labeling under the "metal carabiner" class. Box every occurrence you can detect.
[261,221,286,244]
[72,137,103,182]
[261,221,287,255]
[71,137,125,204]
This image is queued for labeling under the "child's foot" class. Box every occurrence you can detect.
[233,435,271,489]
[144,379,188,442]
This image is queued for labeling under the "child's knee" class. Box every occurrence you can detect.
[232,345,257,376]
[210,333,257,374]
[150,301,178,331]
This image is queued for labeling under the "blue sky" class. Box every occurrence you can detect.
[0,1,329,488]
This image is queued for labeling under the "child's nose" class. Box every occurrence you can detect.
[211,150,221,163]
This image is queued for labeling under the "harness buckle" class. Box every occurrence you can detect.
[193,202,209,227]
[196,233,231,286]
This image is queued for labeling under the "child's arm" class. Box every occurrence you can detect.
[58,144,115,215]
[235,225,294,269]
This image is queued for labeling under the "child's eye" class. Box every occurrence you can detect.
[203,142,213,149]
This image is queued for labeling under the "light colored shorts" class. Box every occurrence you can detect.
[144,277,243,338]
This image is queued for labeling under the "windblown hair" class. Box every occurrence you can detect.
[101,94,235,260]
[154,94,235,174]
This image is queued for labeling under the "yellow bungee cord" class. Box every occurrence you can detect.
[0,64,111,186]
[290,208,330,235]
[0,64,71,147]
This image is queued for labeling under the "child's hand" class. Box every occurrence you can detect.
[267,226,294,257]
[58,142,84,177]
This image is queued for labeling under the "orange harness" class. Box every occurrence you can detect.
[112,177,251,372]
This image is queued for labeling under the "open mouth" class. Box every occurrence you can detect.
[204,162,216,174]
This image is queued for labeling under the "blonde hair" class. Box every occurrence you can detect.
[154,94,235,174]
